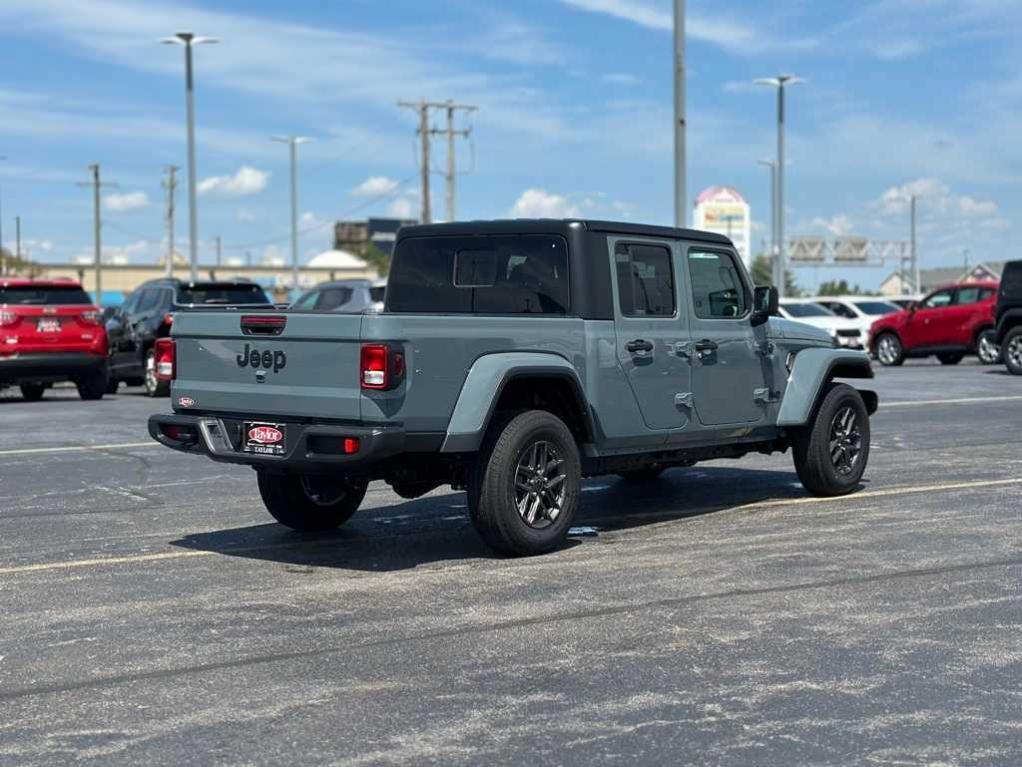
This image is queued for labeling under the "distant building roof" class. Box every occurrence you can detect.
[880,261,1006,296]
[307,249,368,270]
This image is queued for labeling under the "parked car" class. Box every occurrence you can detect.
[777,299,864,348]
[150,219,877,557]
[0,278,108,401]
[291,279,387,314]
[813,297,901,349]
[107,278,272,396]
[886,295,922,310]
[869,281,1000,366]
[994,260,1022,375]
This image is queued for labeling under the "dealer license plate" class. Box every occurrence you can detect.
[243,422,287,456]
[37,318,61,333]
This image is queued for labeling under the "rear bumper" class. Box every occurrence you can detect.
[148,413,429,473]
[0,352,106,384]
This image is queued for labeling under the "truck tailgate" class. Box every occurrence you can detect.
[171,311,364,421]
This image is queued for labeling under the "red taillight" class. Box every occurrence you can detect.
[80,309,102,325]
[361,344,389,389]
[343,437,360,455]
[164,313,175,327]
[0,310,18,327]
[154,338,176,381]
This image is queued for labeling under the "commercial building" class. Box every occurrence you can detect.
[335,217,418,256]
[692,186,752,266]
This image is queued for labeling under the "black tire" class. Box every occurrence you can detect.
[874,332,904,366]
[144,349,170,398]
[1004,328,1022,376]
[105,377,120,394]
[77,372,106,401]
[617,465,665,482]
[976,330,1002,365]
[937,352,964,366]
[257,472,368,532]
[468,410,581,557]
[19,384,45,402]
[791,383,870,497]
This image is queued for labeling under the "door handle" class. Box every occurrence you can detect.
[694,339,718,353]
[625,339,654,354]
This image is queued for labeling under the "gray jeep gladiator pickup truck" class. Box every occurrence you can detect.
[149,219,877,556]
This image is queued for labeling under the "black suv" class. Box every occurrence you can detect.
[996,261,1022,375]
[106,279,272,396]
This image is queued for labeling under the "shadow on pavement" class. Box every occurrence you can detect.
[170,466,815,572]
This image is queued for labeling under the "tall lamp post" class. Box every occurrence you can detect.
[757,158,778,277]
[673,0,686,227]
[161,32,219,282]
[755,74,803,298]
[0,155,6,275]
[272,136,312,296]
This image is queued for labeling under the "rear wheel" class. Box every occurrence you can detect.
[77,371,106,401]
[937,352,964,366]
[144,349,170,398]
[792,383,870,497]
[19,384,45,402]
[257,472,368,532]
[875,333,904,366]
[1004,328,1022,376]
[105,377,120,394]
[468,410,581,557]
[977,330,1002,365]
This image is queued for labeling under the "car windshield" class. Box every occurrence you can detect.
[853,301,900,315]
[0,285,93,305]
[782,303,834,318]
[176,284,271,305]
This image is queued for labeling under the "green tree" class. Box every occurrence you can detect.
[816,279,876,296]
[0,247,35,274]
[359,243,391,277]
[750,254,800,296]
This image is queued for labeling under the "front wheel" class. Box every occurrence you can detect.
[469,410,581,557]
[257,472,368,532]
[875,333,904,366]
[792,383,871,497]
[976,330,1002,365]
[144,349,170,398]
[1004,328,1022,376]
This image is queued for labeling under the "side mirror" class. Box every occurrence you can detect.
[751,286,778,327]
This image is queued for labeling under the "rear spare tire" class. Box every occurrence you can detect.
[468,410,581,557]
[257,473,368,532]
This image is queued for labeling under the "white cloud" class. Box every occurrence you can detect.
[104,191,149,213]
[198,166,269,198]
[509,189,580,219]
[352,176,401,197]
[236,208,257,222]
[957,196,998,218]
[810,215,855,237]
[602,73,641,86]
[387,198,416,219]
[872,39,926,61]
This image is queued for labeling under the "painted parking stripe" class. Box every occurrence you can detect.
[0,441,155,456]
[2,476,1021,577]
[882,395,1022,408]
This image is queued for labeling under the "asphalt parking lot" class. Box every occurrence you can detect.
[1,362,1020,766]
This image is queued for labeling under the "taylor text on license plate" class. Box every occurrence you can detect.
[38,319,61,333]
[244,422,286,455]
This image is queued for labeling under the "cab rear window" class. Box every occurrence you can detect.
[0,286,92,305]
[176,284,270,305]
[388,235,569,314]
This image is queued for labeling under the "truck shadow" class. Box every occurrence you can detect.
[170,466,832,573]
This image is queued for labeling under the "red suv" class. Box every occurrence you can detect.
[0,279,109,400]
[870,281,999,366]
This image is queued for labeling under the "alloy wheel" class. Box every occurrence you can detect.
[1007,336,1022,370]
[145,352,157,394]
[829,406,863,477]
[514,440,567,529]
[978,333,1001,364]
[877,335,900,365]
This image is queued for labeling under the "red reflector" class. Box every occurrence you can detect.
[161,424,195,443]
[343,437,360,455]
[154,338,176,381]
[361,344,389,389]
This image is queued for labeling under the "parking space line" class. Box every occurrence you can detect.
[2,476,1021,577]
[0,441,155,456]
[882,395,1022,408]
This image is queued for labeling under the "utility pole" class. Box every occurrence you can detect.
[271,136,311,294]
[15,216,21,263]
[0,155,6,276]
[163,165,179,277]
[215,234,222,267]
[429,100,477,222]
[398,100,434,224]
[673,0,686,227]
[77,164,117,304]
[910,194,919,294]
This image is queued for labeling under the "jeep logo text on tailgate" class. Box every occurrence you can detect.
[237,344,287,373]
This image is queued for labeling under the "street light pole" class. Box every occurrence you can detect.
[755,74,803,298]
[162,32,219,283]
[673,0,686,227]
[757,159,778,276]
[910,194,919,294]
[0,155,6,276]
[272,136,312,295]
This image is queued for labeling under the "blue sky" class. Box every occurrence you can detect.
[1,0,1019,290]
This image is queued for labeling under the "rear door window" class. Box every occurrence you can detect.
[614,243,675,317]
[687,250,748,319]
[0,285,93,305]
[955,287,982,305]
[137,288,161,314]
[388,235,569,314]
[314,287,354,311]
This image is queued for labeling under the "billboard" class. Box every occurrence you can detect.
[692,186,752,266]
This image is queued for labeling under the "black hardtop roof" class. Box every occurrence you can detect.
[140,278,260,290]
[397,219,732,246]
